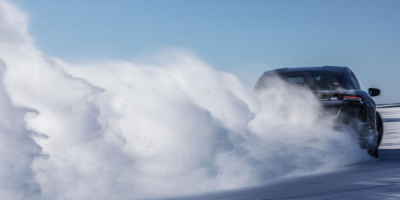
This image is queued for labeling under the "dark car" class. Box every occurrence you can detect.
[254,66,383,158]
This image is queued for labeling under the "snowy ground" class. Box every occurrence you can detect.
[176,105,400,200]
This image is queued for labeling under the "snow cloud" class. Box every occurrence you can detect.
[0,0,369,199]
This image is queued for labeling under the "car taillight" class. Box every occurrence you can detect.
[344,96,364,103]
[344,96,362,99]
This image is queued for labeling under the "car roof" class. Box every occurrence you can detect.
[271,66,347,74]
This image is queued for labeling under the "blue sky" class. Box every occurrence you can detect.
[11,0,400,103]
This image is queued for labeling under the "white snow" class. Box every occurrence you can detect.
[0,1,398,199]
[179,106,400,200]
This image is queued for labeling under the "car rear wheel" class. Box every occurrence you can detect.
[376,112,384,147]
[369,146,378,158]
[369,112,383,158]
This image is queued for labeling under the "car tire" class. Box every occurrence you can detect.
[369,111,383,158]
[373,147,378,158]
[376,111,384,147]
[367,143,379,158]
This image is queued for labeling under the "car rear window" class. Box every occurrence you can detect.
[278,71,343,90]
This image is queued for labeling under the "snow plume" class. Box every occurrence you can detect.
[0,0,369,199]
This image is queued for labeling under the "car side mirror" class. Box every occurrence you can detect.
[368,88,380,97]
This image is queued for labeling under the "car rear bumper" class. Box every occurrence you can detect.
[319,100,377,150]
[319,100,374,131]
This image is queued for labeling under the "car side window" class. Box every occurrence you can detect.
[350,71,361,89]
